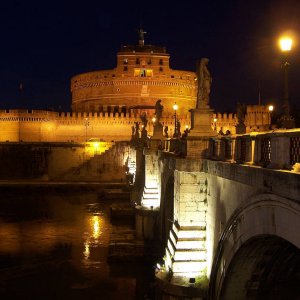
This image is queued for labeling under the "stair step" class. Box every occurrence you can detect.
[177,237,206,242]
[173,250,206,261]
[174,271,206,277]
[167,239,176,256]
[143,187,158,191]
[177,230,206,239]
[165,247,173,270]
[142,193,159,199]
[169,230,177,246]
[173,261,207,273]
[177,240,206,250]
[180,226,206,231]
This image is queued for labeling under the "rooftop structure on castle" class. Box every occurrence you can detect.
[71,30,197,116]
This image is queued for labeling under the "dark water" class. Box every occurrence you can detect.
[0,190,155,300]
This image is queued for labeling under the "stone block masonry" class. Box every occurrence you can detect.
[0,141,130,182]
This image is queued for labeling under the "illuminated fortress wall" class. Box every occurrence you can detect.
[0,110,192,142]
[0,106,271,142]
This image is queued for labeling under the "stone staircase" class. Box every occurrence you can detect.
[51,142,128,181]
[165,223,207,278]
[141,187,160,209]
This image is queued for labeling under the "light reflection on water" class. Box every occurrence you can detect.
[0,202,111,267]
[0,193,151,299]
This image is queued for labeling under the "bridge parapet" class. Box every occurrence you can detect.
[161,128,300,171]
[207,129,300,171]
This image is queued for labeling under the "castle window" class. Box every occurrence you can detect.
[136,58,140,65]
[123,66,128,71]
[159,67,163,72]
[147,58,152,65]
[124,58,128,64]
[159,59,163,65]
[134,68,153,77]
[112,74,115,77]
[171,75,174,78]
[146,69,153,77]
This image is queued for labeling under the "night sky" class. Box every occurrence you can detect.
[1,0,300,113]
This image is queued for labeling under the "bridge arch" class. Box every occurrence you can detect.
[209,193,300,300]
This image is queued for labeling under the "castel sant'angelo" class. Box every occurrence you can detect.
[0,30,271,142]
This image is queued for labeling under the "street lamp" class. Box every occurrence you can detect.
[268,105,274,129]
[278,35,295,128]
[173,103,178,137]
[84,117,89,142]
[213,117,217,131]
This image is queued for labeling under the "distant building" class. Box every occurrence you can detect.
[71,32,197,117]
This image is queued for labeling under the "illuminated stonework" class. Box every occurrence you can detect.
[71,41,197,117]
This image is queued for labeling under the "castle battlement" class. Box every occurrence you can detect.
[0,104,271,142]
[0,109,191,143]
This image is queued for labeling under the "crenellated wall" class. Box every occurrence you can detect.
[0,109,191,142]
[212,105,272,134]
[0,105,271,142]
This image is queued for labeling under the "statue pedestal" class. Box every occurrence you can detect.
[186,107,217,158]
[236,123,246,134]
[149,123,164,150]
[152,123,164,140]
[189,107,217,137]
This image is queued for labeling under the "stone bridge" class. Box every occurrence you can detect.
[133,129,300,299]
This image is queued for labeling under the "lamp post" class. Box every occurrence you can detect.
[84,117,89,142]
[173,103,178,137]
[278,36,295,128]
[268,105,274,129]
[213,117,217,131]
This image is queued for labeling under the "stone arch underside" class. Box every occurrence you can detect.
[209,193,300,300]
[220,235,300,299]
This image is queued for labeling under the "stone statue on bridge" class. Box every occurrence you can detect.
[155,99,164,124]
[140,112,148,129]
[236,102,247,134]
[196,58,212,108]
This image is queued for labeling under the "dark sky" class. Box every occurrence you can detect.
[0,0,300,113]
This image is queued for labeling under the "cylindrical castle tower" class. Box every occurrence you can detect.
[71,32,197,117]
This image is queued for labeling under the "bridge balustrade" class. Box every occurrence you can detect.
[290,136,300,165]
[162,138,187,156]
[208,130,300,171]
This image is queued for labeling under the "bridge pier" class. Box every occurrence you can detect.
[135,147,161,240]
[155,158,210,299]
[164,169,208,278]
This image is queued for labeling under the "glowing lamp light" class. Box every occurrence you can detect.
[268,105,274,112]
[93,142,99,148]
[279,37,293,52]
[173,103,178,111]
[152,117,156,123]
[213,118,217,123]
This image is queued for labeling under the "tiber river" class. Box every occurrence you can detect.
[0,188,155,300]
